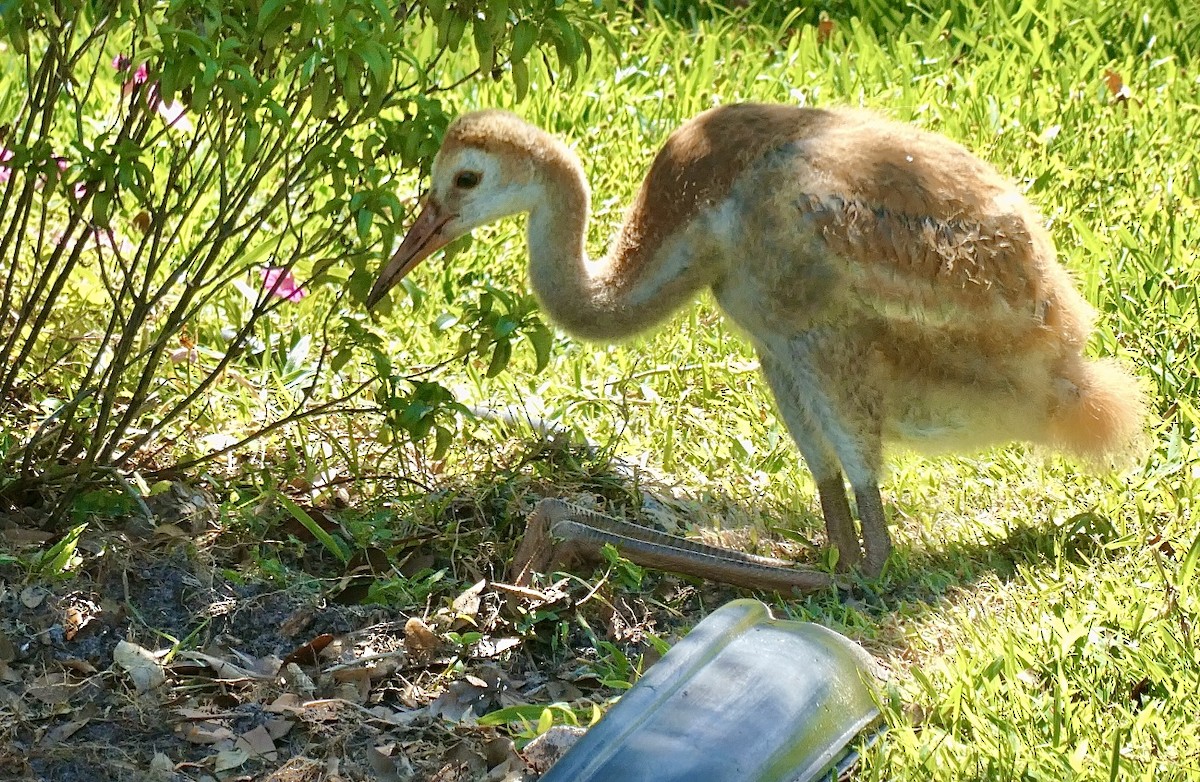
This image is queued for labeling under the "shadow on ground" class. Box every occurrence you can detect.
[0,441,1111,782]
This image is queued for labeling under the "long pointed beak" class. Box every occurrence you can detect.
[366,200,454,309]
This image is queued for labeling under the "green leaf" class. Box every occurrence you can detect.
[446,12,467,51]
[356,208,374,241]
[1178,530,1200,596]
[511,19,537,61]
[91,189,112,228]
[258,0,290,31]
[486,339,512,377]
[433,425,453,460]
[483,0,508,38]
[473,21,494,73]
[331,348,353,374]
[243,121,261,160]
[477,704,548,727]
[311,68,332,118]
[493,315,518,338]
[512,58,529,102]
[526,323,553,373]
[277,493,350,564]
[34,524,88,576]
[536,708,554,735]
[159,63,178,104]
[356,41,389,84]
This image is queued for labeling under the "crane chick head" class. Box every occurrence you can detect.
[367,110,564,308]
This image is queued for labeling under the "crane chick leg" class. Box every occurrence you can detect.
[854,485,890,577]
[760,353,863,570]
[816,477,861,571]
[819,390,889,577]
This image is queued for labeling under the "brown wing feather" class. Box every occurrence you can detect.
[799,192,1044,324]
[781,111,1087,341]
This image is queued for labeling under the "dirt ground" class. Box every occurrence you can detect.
[0,479,749,782]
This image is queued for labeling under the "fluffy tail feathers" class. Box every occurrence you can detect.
[1046,357,1149,465]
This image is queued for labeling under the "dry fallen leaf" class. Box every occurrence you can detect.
[114,640,166,693]
[214,745,250,773]
[176,720,236,745]
[428,680,488,723]
[1146,533,1176,558]
[332,667,372,703]
[60,658,97,675]
[451,579,487,620]
[265,717,295,741]
[0,631,14,663]
[1,528,54,547]
[20,585,48,609]
[27,671,75,705]
[283,662,317,696]
[265,697,344,723]
[177,650,272,681]
[131,210,153,234]
[264,756,326,782]
[147,752,176,781]
[1103,68,1131,102]
[266,693,304,713]
[472,636,521,660]
[279,607,317,637]
[62,607,86,641]
[817,16,835,44]
[40,716,90,746]
[235,724,278,761]
[282,633,336,667]
[403,617,444,660]
[522,726,587,773]
[365,746,399,782]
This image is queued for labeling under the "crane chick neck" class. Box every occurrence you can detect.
[435,111,721,343]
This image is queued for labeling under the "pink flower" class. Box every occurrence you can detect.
[113,54,131,71]
[260,267,308,302]
[0,147,12,184]
[121,63,149,96]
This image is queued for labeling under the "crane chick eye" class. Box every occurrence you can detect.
[455,171,481,189]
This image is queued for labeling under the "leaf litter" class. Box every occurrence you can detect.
[0,475,734,782]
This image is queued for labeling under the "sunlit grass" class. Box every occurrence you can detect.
[366,2,1200,778]
[3,0,1198,777]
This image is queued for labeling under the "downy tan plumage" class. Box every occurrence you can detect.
[367,103,1146,580]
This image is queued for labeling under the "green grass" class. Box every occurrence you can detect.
[371,3,1200,778]
[4,0,1200,778]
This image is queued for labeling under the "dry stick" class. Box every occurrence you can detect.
[0,34,150,412]
[89,119,218,457]
[109,201,320,464]
[15,387,97,477]
[2,215,93,410]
